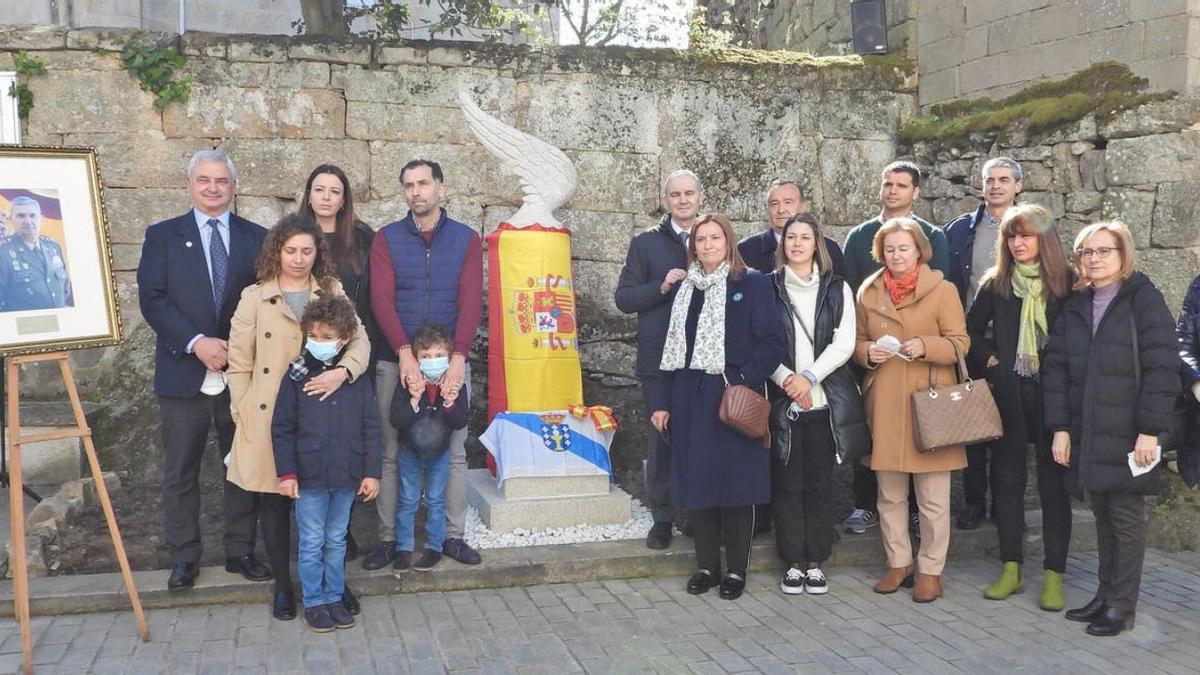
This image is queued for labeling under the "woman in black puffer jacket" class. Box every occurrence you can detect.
[1042,221,1180,638]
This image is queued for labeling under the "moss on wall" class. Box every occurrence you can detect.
[900,62,1172,144]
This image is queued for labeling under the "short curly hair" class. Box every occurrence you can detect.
[256,213,335,289]
[300,294,358,340]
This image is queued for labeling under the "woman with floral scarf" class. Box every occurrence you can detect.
[966,204,1073,610]
[650,213,784,601]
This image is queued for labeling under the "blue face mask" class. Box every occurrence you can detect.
[305,339,340,363]
[419,356,450,380]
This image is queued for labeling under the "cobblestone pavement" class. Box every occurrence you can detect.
[1,550,1198,674]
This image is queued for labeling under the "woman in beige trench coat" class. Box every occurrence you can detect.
[227,213,370,620]
[854,217,969,604]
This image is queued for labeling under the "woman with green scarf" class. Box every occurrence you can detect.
[966,204,1074,609]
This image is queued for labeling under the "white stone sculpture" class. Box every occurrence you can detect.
[459,89,577,229]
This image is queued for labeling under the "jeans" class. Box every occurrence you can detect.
[376,361,471,542]
[295,489,356,608]
[396,446,451,553]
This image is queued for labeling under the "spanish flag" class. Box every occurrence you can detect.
[486,223,584,423]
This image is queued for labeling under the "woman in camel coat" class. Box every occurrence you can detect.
[854,217,969,603]
[227,213,370,620]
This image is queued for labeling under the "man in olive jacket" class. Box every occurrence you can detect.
[614,169,701,549]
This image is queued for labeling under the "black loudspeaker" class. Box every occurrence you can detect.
[851,0,889,55]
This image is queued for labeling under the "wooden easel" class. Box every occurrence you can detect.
[5,352,148,673]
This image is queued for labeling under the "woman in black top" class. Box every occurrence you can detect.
[1042,220,1180,636]
[966,204,1072,610]
[299,164,379,366]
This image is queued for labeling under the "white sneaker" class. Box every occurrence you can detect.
[780,564,805,595]
[804,567,828,595]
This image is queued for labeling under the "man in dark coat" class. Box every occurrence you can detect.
[737,179,845,277]
[943,157,1024,530]
[839,161,950,535]
[1175,274,1200,487]
[614,169,701,549]
[137,149,269,590]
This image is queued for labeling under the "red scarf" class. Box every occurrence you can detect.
[883,268,919,305]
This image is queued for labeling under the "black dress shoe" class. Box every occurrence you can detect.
[225,554,272,582]
[342,586,361,616]
[345,532,359,562]
[719,572,746,600]
[443,538,482,565]
[686,569,720,595]
[1086,607,1135,636]
[272,590,297,621]
[1065,596,1107,623]
[361,543,397,571]
[167,563,199,590]
[645,522,672,550]
[956,504,985,531]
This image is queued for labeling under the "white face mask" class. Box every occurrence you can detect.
[305,339,340,362]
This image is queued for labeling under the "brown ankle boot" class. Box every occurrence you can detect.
[913,573,943,603]
[873,565,915,594]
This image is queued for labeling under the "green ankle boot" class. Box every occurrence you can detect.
[984,562,1024,600]
[1040,570,1065,611]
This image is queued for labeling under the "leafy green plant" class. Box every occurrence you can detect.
[7,51,47,119]
[120,41,191,111]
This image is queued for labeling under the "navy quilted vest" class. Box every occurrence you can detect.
[380,210,472,343]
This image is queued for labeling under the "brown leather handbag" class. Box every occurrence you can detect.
[911,344,1003,453]
[719,373,772,448]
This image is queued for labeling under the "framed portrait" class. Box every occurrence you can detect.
[0,146,121,357]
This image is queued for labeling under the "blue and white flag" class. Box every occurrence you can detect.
[479,410,614,487]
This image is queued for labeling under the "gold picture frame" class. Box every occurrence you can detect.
[0,145,121,356]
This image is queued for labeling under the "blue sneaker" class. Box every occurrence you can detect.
[843,508,879,534]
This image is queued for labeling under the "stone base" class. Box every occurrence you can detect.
[501,473,609,499]
[467,468,631,533]
[3,426,83,485]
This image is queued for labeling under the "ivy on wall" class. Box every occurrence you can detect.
[8,51,47,119]
[120,41,191,111]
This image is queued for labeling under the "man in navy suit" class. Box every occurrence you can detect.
[737,179,845,277]
[137,150,270,590]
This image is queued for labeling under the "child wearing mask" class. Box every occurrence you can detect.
[390,324,470,574]
[273,295,382,633]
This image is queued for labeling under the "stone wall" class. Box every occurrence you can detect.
[917,0,1200,107]
[761,0,918,60]
[0,26,914,484]
[902,97,1200,315]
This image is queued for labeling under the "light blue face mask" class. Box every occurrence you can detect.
[306,339,340,363]
[419,356,450,380]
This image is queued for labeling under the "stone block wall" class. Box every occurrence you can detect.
[918,0,1200,107]
[762,0,918,59]
[0,27,913,483]
[903,98,1200,315]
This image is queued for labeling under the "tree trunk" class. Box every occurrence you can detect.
[300,0,348,37]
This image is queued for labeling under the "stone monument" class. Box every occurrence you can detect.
[459,90,632,534]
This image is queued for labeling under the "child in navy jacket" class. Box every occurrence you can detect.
[273,295,381,634]
[390,325,469,574]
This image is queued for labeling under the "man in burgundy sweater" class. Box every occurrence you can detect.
[363,159,484,569]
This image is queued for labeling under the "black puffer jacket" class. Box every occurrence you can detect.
[1176,274,1200,487]
[767,269,871,465]
[1042,272,1181,494]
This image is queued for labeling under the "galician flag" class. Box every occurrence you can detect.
[479,410,615,488]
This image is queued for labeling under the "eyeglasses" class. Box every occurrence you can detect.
[1076,247,1118,260]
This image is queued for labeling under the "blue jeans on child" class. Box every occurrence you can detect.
[295,489,356,607]
[395,447,451,553]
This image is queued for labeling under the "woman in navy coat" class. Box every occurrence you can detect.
[651,213,785,600]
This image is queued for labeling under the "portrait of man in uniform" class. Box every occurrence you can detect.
[0,192,74,312]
